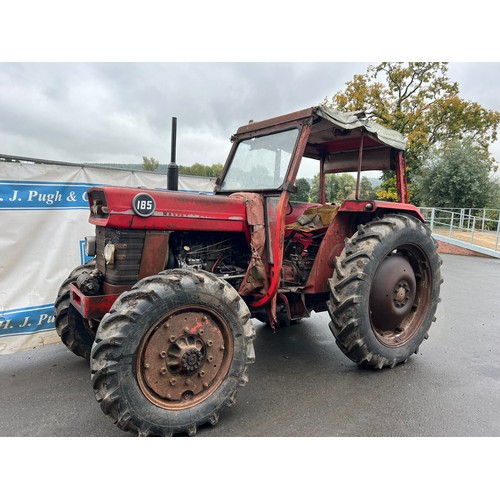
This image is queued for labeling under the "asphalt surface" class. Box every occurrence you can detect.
[1,253,499,437]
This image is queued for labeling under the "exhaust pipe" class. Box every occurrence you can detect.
[167,116,178,191]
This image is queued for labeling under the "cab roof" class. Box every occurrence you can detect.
[233,105,406,154]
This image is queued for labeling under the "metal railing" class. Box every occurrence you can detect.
[419,207,500,258]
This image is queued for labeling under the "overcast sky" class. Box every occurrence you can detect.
[1,62,500,168]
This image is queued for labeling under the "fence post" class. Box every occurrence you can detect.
[471,216,476,244]
[496,213,500,251]
[430,208,435,230]
[450,212,454,238]
[459,208,464,229]
[482,209,486,231]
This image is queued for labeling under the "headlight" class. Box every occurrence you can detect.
[104,243,115,265]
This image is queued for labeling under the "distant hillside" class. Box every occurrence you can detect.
[91,163,221,178]
[90,163,167,173]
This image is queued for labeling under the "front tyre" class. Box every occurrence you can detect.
[54,260,98,361]
[90,269,255,436]
[328,213,442,369]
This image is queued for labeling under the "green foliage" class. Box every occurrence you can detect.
[142,156,160,171]
[359,176,376,199]
[416,139,498,208]
[336,173,357,200]
[141,158,223,177]
[179,163,223,178]
[324,62,500,202]
[326,62,500,166]
[489,178,500,207]
[310,173,357,203]
[290,177,311,202]
[375,172,399,202]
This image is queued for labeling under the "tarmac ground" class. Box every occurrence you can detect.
[1,253,499,437]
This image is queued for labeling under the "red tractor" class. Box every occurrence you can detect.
[55,106,442,436]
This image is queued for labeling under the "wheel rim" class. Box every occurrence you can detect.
[369,245,431,347]
[136,305,233,410]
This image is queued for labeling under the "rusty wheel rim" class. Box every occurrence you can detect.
[369,245,431,348]
[136,306,233,410]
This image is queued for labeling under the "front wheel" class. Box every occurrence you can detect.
[90,269,255,436]
[328,213,442,369]
[54,260,98,361]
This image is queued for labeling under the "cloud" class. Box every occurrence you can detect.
[0,62,499,166]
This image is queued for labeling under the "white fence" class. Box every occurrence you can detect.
[420,207,500,258]
[0,161,214,355]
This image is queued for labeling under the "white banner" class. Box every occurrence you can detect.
[0,161,215,355]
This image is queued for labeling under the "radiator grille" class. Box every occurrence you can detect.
[96,227,146,285]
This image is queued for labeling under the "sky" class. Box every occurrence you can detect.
[1,62,500,169]
[1,2,499,173]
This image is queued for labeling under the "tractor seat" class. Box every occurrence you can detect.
[285,202,339,233]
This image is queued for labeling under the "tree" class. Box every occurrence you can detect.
[179,163,224,177]
[324,62,500,202]
[489,178,500,208]
[335,173,357,201]
[416,139,498,208]
[310,174,335,203]
[310,173,356,203]
[290,178,311,202]
[359,176,376,199]
[375,174,399,202]
[143,156,160,171]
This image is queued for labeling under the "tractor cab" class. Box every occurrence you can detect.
[216,105,408,204]
[213,106,420,316]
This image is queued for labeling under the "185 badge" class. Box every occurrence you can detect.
[132,193,156,217]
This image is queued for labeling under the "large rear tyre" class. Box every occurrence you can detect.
[90,269,255,436]
[54,260,97,361]
[328,213,442,369]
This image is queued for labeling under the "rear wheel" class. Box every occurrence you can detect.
[328,213,442,369]
[90,269,255,436]
[54,260,97,361]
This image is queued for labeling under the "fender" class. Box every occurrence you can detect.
[303,200,426,294]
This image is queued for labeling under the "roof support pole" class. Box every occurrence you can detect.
[355,131,364,200]
[395,151,409,203]
[320,154,326,205]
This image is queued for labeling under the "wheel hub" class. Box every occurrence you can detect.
[171,340,205,374]
[138,308,231,409]
[370,254,416,331]
[394,282,411,308]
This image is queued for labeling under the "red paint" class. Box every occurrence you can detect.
[88,187,250,236]
[70,284,120,320]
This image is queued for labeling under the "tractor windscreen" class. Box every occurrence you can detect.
[220,128,299,191]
